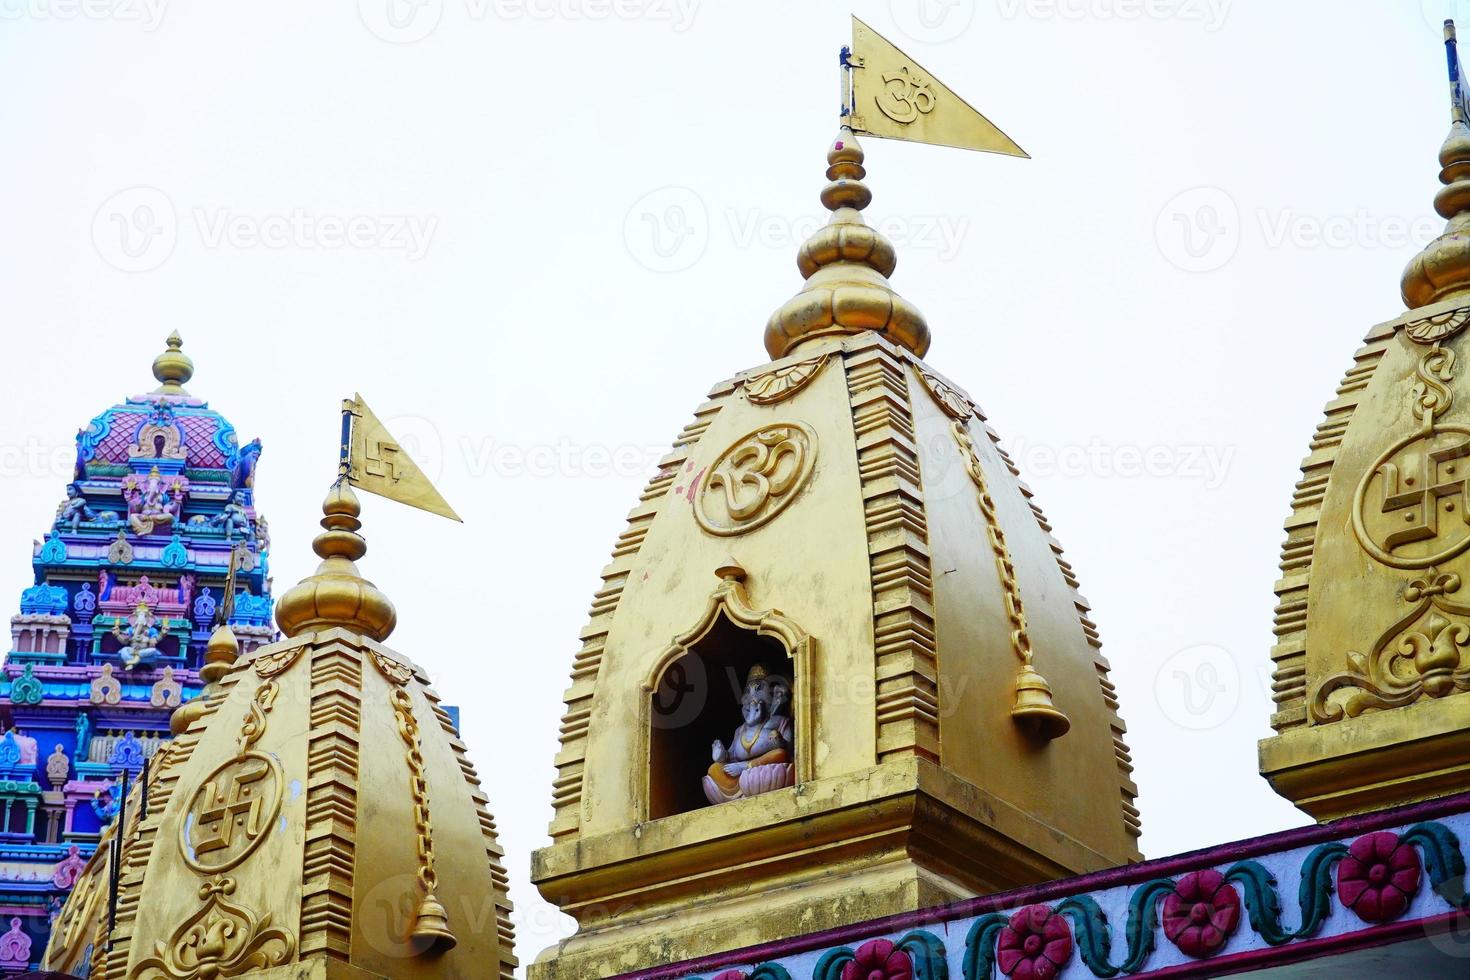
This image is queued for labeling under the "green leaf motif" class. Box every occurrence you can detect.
[1054,896,1120,977]
[1121,878,1177,973]
[895,930,948,980]
[811,947,855,980]
[1403,822,1469,909]
[1223,861,1292,946]
[960,913,1009,980]
[1295,841,1349,939]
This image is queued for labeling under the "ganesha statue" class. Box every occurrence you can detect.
[703,665,796,805]
[112,601,170,669]
[124,466,183,535]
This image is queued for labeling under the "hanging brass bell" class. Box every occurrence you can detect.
[409,891,458,955]
[1010,663,1071,741]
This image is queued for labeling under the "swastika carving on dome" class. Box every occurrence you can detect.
[179,752,283,874]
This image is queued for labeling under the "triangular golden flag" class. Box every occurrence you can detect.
[847,16,1027,157]
[345,394,462,522]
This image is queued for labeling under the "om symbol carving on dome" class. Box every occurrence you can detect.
[179,751,284,874]
[1352,346,1470,569]
[694,423,817,536]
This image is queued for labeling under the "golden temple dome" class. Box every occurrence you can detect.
[531,132,1138,979]
[150,330,195,393]
[1262,22,1470,822]
[43,488,516,980]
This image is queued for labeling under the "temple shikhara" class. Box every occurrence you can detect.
[12,14,1470,980]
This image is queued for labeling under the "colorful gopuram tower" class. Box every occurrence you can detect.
[0,334,273,972]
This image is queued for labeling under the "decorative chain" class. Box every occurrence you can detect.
[952,420,1034,668]
[391,687,438,897]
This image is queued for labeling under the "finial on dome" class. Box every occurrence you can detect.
[170,623,239,735]
[764,128,931,359]
[150,331,194,393]
[275,482,397,641]
[1401,21,1470,308]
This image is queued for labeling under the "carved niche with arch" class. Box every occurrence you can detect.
[640,566,814,821]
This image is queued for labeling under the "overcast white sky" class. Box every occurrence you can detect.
[2,0,1465,971]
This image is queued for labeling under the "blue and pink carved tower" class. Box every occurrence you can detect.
[0,333,273,972]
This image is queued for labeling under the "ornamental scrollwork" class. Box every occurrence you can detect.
[694,423,817,537]
[1311,571,1470,722]
[131,876,294,980]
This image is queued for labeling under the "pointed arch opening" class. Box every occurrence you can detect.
[641,573,813,821]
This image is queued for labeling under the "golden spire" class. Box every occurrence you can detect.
[275,481,397,640]
[1402,21,1470,309]
[150,330,194,393]
[764,128,930,359]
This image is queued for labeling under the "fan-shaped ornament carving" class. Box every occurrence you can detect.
[1403,306,1470,345]
[743,353,829,405]
[916,367,974,420]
